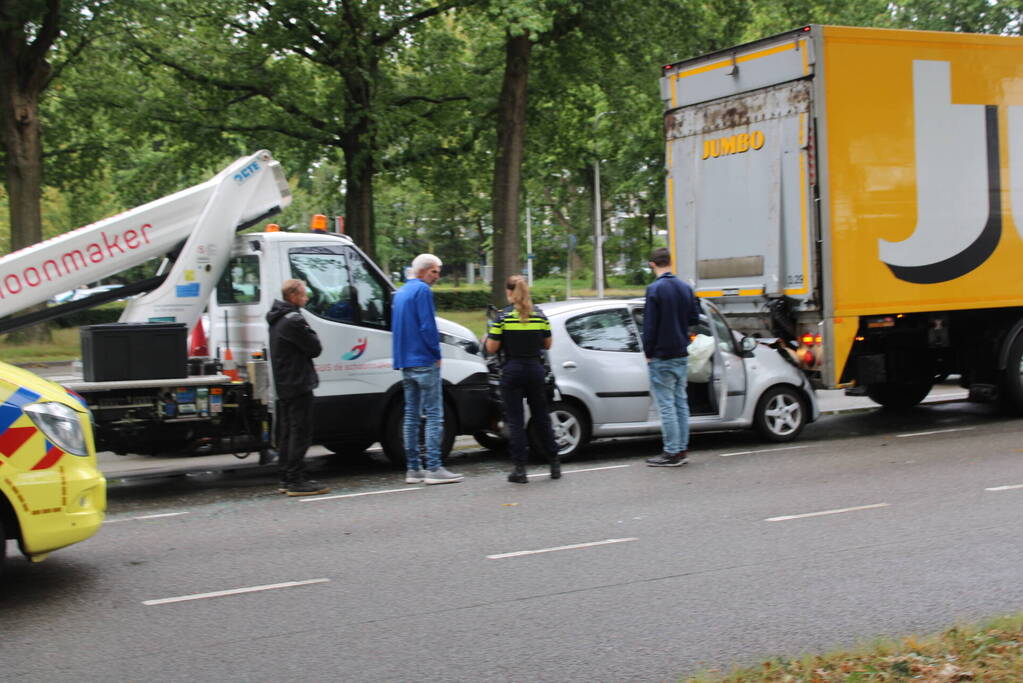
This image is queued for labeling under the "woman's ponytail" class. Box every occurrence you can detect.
[506,275,532,322]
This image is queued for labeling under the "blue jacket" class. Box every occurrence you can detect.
[643,272,701,359]
[392,278,441,369]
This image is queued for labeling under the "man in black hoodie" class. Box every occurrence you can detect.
[267,279,330,496]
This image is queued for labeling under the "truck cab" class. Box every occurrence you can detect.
[209,231,490,464]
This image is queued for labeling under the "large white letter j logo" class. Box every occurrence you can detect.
[879,61,1001,284]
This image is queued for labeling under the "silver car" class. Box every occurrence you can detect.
[480,298,819,460]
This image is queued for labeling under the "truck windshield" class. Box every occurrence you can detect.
[289,247,389,329]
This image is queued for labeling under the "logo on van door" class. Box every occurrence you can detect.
[879,60,1003,284]
[342,337,368,360]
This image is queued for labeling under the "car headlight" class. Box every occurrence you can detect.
[440,332,480,356]
[24,402,89,456]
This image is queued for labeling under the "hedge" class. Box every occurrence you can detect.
[53,304,126,328]
[431,286,564,311]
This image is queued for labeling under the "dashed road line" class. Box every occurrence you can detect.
[143,578,330,606]
[895,427,975,438]
[765,503,889,522]
[487,537,638,559]
[986,484,1023,492]
[296,487,425,502]
[527,464,631,478]
[718,445,810,458]
[105,512,190,524]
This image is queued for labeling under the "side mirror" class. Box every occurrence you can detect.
[465,341,480,356]
[740,336,758,354]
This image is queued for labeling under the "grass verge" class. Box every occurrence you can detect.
[687,613,1023,682]
[0,327,82,364]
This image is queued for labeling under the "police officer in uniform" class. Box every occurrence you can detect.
[486,275,560,483]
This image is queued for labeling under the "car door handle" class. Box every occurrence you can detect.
[562,361,577,369]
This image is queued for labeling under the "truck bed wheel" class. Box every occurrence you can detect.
[865,381,933,410]
[381,400,457,469]
[1000,332,1023,415]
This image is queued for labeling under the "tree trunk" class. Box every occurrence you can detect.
[490,33,531,306]
[1,3,59,345]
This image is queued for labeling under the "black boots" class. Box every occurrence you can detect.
[508,463,528,484]
[549,454,561,480]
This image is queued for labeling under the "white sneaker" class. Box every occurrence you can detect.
[424,466,464,485]
[405,469,426,484]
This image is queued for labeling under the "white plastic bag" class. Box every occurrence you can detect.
[687,334,714,383]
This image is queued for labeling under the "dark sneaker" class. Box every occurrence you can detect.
[508,466,528,484]
[646,452,687,467]
[285,479,331,496]
[424,466,464,485]
[276,481,292,494]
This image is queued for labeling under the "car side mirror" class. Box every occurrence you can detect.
[740,336,758,355]
[465,341,480,356]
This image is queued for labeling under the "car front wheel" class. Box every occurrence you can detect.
[753,386,807,442]
[529,400,590,461]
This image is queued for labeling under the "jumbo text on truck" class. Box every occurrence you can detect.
[0,151,491,464]
[661,25,1023,412]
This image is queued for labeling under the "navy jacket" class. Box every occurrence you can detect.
[267,300,322,400]
[642,272,701,359]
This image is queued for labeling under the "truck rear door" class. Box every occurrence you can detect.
[662,30,818,319]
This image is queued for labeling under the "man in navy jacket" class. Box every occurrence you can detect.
[392,254,463,485]
[642,247,701,467]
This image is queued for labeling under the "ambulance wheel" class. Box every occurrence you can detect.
[381,400,457,469]
[866,381,932,410]
[999,331,1023,415]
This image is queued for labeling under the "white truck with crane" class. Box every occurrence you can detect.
[0,151,491,463]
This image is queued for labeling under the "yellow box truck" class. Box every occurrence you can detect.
[661,25,1023,410]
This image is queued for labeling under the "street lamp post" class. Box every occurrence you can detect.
[593,110,617,299]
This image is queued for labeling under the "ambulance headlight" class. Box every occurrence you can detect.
[24,402,89,456]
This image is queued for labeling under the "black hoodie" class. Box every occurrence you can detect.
[267,299,322,400]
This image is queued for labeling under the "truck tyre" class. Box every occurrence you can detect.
[528,400,590,462]
[473,430,507,452]
[1000,332,1023,415]
[753,385,807,442]
[865,381,933,410]
[324,440,375,457]
[381,400,457,469]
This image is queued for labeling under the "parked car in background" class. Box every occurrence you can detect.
[0,361,105,573]
[478,298,819,460]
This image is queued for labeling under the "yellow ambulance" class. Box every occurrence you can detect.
[0,360,105,572]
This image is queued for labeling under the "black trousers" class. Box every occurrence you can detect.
[500,359,557,466]
[277,391,314,483]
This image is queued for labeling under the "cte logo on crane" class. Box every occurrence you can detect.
[233,161,261,184]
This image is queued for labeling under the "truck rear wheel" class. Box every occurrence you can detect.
[381,400,457,469]
[865,381,932,410]
[999,332,1023,415]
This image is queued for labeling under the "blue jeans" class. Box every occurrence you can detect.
[401,366,443,471]
[648,357,690,454]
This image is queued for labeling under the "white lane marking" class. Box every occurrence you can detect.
[143,578,330,606]
[487,537,638,559]
[765,503,889,522]
[718,445,809,458]
[105,512,190,524]
[527,464,630,478]
[986,484,1023,492]
[895,427,975,438]
[296,487,424,502]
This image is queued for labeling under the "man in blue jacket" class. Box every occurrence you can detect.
[643,247,701,467]
[392,254,463,485]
